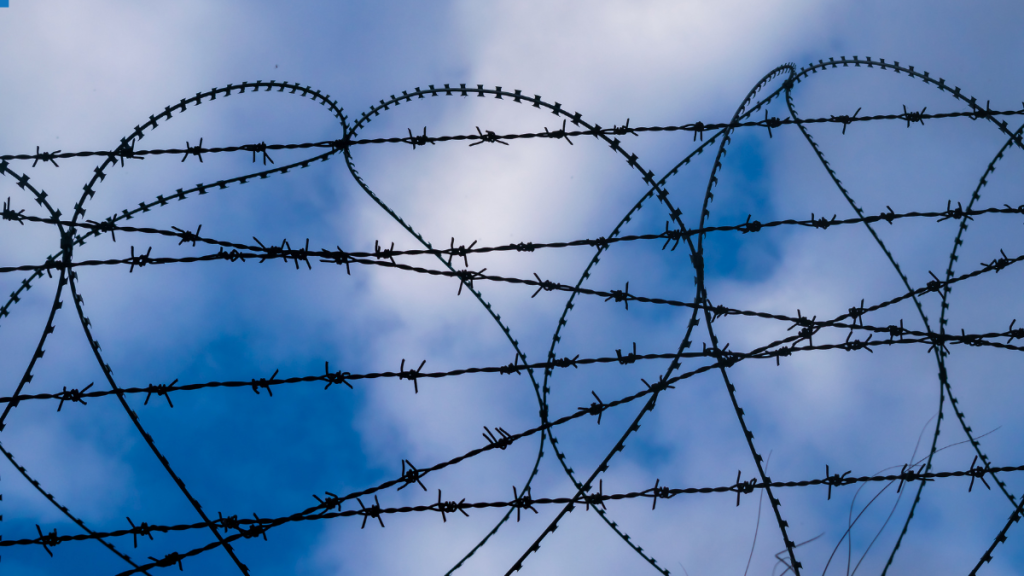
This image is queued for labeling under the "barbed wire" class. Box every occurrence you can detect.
[1,55,1022,575]
[1,104,1022,166]
[5,462,1021,553]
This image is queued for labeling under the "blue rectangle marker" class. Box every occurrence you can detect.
[0,1,8,8]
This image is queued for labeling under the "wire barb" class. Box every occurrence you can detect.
[243,141,274,165]
[398,359,426,393]
[469,126,508,147]
[830,107,861,134]
[32,146,60,168]
[181,138,204,163]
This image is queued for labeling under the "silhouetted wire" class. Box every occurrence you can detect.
[1,56,1022,575]
[1,103,1022,165]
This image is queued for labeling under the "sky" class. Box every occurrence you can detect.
[1,1,1024,575]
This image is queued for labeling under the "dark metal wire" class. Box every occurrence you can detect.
[1,56,1022,575]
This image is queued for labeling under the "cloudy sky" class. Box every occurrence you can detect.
[1,1,1024,575]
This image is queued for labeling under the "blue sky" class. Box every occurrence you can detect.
[2,1,1024,575]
